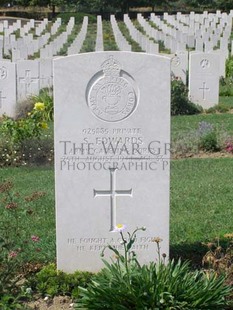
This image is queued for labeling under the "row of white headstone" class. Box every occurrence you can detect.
[0,11,233,117]
[1,12,232,61]
[0,49,221,117]
[110,15,131,51]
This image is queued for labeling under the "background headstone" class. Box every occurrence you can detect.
[189,52,220,108]
[0,61,16,117]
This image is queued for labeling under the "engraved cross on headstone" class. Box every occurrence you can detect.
[199,81,210,100]
[0,91,6,108]
[19,70,39,94]
[94,168,132,232]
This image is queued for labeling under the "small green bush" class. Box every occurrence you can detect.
[198,121,220,152]
[199,131,219,152]
[28,263,93,299]
[171,79,202,115]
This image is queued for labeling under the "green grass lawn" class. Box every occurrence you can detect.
[1,156,233,266]
[171,112,233,139]
[219,96,233,108]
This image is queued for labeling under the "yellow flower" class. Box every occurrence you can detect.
[113,224,126,232]
[34,102,45,111]
[27,112,31,116]
[41,122,48,129]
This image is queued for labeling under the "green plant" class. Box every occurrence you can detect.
[171,79,202,115]
[219,77,233,97]
[27,263,93,299]
[76,226,231,309]
[0,180,47,308]
[0,102,48,145]
[198,122,220,152]
[226,56,233,78]
[198,121,220,152]
[0,93,54,166]
[206,103,230,114]
[199,131,219,151]
[33,264,93,298]
[32,88,54,121]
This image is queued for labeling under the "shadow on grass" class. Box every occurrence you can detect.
[170,242,208,269]
[170,238,230,269]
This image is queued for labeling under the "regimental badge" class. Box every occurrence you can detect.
[86,56,138,122]
[200,59,210,69]
[171,56,180,67]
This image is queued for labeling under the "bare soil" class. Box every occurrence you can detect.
[172,151,233,160]
[25,296,74,310]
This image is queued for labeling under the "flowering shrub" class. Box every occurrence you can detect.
[0,90,54,167]
[1,101,48,145]
[225,141,233,154]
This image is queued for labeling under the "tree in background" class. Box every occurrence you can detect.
[12,0,67,15]
[145,0,171,12]
[0,0,232,13]
[216,0,233,11]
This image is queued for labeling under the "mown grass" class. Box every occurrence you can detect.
[170,157,233,264]
[102,20,118,51]
[80,23,96,53]
[219,95,233,108]
[1,156,233,265]
[171,112,233,140]
[171,157,233,243]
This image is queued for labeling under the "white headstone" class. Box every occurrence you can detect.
[0,61,16,117]
[171,51,188,84]
[17,60,40,102]
[54,52,170,272]
[39,58,53,89]
[189,52,220,108]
